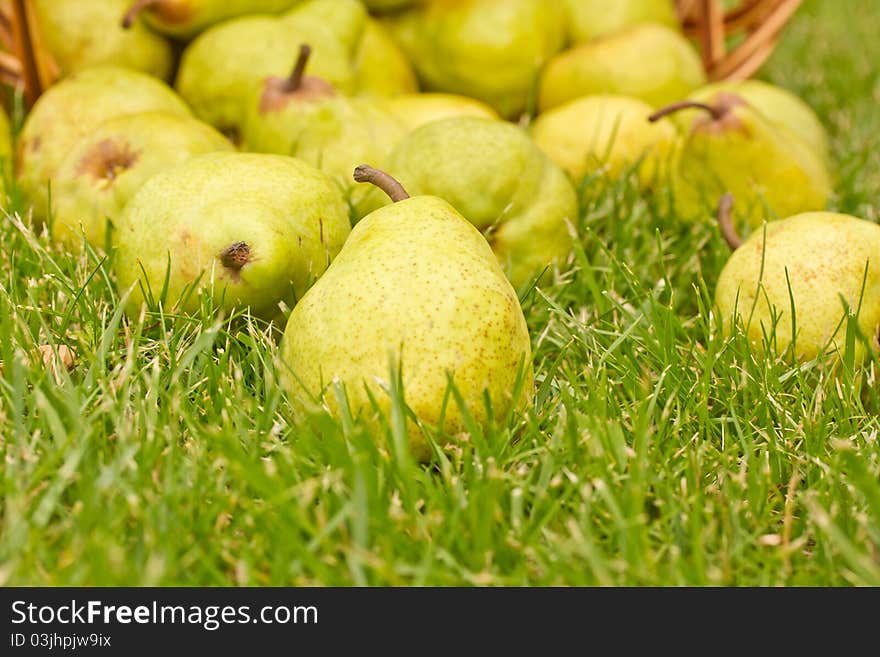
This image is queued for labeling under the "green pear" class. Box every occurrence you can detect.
[563,0,679,45]
[652,92,833,228]
[50,112,234,250]
[714,203,880,362]
[17,66,192,226]
[241,46,405,220]
[530,94,677,189]
[360,116,579,289]
[34,0,174,81]
[120,0,302,40]
[382,0,566,119]
[175,0,415,142]
[539,24,706,112]
[278,165,534,461]
[113,152,351,321]
[381,92,499,131]
[684,79,831,168]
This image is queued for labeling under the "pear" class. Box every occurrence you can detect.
[362,0,419,11]
[241,45,405,220]
[120,0,302,40]
[714,199,880,362]
[650,92,833,228]
[34,0,174,81]
[175,0,416,142]
[278,165,534,461]
[114,152,351,321]
[381,0,566,119]
[563,0,679,45]
[50,112,234,250]
[381,92,499,132]
[17,66,192,226]
[684,79,831,167]
[539,24,706,112]
[530,94,677,190]
[360,116,579,289]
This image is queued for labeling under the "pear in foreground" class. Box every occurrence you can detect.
[359,116,579,289]
[34,0,174,80]
[531,94,677,190]
[51,112,234,250]
[17,66,192,226]
[279,166,534,461]
[114,152,350,321]
[714,198,880,363]
[0,105,11,209]
[651,93,832,228]
[538,24,706,112]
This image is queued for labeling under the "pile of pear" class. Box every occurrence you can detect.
[0,0,871,460]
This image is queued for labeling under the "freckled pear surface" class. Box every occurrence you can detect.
[715,212,880,361]
[113,152,350,319]
[279,195,535,461]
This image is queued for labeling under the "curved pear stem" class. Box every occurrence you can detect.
[219,242,251,271]
[717,193,742,251]
[122,0,161,29]
[648,100,726,123]
[284,44,311,93]
[353,165,410,203]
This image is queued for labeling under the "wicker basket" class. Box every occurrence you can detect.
[0,0,802,109]
[676,0,803,81]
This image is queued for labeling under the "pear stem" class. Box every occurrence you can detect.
[648,100,726,123]
[122,0,161,29]
[284,44,312,93]
[219,242,251,271]
[717,193,742,251]
[353,165,410,203]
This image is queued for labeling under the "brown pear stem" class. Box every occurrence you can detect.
[648,100,726,123]
[219,242,251,271]
[717,193,742,251]
[122,0,161,29]
[283,44,312,93]
[353,165,410,203]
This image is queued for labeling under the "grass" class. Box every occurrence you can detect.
[1,0,879,586]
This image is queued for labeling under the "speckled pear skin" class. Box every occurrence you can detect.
[51,112,234,250]
[134,0,302,40]
[562,0,679,45]
[175,0,415,140]
[715,212,880,362]
[242,96,405,220]
[531,94,677,189]
[538,24,706,112]
[683,80,831,168]
[381,0,566,119]
[671,97,832,227]
[358,117,579,288]
[279,195,535,461]
[35,0,174,80]
[113,152,351,320]
[17,66,192,226]
[380,92,499,132]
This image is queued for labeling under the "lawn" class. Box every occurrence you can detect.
[1,0,879,586]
